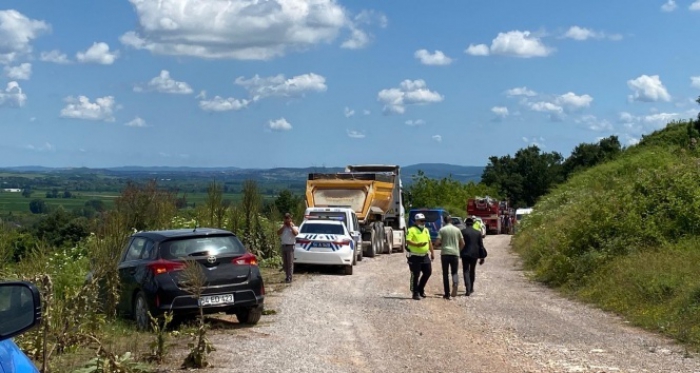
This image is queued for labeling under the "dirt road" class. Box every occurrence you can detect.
[203,235,700,373]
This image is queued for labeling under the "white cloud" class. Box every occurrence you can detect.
[506,87,537,97]
[661,0,677,11]
[627,75,671,102]
[0,81,26,108]
[691,76,700,89]
[76,42,119,65]
[341,28,370,50]
[363,109,371,115]
[414,49,453,66]
[0,10,50,64]
[347,129,365,138]
[562,26,622,41]
[268,118,292,131]
[690,0,700,10]
[235,73,327,99]
[467,30,552,58]
[576,115,613,132]
[40,50,71,64]
[344,107,355,118]
[464,44,490,56]
[59,95,116,122]
[618,111,680,132]
[491,106,509,119]
[405,119,426,126]
[120,0,382,60]
[199,96,250,112]
[527,101,565,121]
[377,79,444,114]
[555,92,593,110]
[4,63,31,80]
[135,70,193,94]
[522,136,546,148]
[125,117,147,127]
[25,142,54,152]
[432,135,442,143]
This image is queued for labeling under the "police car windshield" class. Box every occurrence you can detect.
[301,223,345,235]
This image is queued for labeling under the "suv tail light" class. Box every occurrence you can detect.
[296,238,311,245]
[232,252,258,266]
[333,239,352,245]
[148,259,186,275]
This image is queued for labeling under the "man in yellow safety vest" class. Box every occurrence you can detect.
[405,213,435,300]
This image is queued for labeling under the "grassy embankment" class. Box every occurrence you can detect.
[512,120,700,350]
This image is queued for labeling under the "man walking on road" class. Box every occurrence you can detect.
[405,213,434,300]
[277,212,298,283]
[460,217,486,296]
[434,214,465,300]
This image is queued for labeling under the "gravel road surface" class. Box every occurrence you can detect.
[202,235,700,373]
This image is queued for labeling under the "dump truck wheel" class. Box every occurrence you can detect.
[366,229,378,258]
[385,227,393,254]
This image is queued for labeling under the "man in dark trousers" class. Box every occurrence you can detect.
[405,213,434,300]
[460,217,486,296]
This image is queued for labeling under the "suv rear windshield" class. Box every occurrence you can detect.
[450,217,462,225]
[300,223,345,235]
[411,211,441,222]
[160,235,246,260]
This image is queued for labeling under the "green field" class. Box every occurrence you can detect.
[0,190,279,215]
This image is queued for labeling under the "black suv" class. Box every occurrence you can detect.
[115,228,265,330]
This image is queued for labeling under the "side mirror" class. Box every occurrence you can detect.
[0,281,42,341]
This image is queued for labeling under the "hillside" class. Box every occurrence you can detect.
[0,163,485,185]
[511,119,700,349]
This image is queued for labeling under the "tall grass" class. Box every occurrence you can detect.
[512,120,700,350]
[1,180,285,372]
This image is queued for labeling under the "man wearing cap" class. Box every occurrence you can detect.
[277,212,299,283]
[405,213,435,300]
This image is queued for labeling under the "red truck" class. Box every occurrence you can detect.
[466,196,502,235]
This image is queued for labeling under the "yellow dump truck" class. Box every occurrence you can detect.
[305,164,406,258]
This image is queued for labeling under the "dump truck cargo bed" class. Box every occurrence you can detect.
[306,173,395,221]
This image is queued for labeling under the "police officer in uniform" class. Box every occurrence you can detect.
[405,213,435,300]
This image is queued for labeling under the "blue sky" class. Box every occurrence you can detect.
[0,0,699,169]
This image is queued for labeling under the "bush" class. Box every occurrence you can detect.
[512,119,700,349]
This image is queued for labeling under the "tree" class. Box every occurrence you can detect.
[481,145,564,207]
[562,136,621,178]
[274,189,301,216]
[29,199,49,214]
[84,199,106,212]
[21,188,32,198]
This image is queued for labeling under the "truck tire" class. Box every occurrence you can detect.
[384,227,393,254]
[366,229,378,258]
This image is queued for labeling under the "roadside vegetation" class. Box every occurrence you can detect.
[0,179,304,372]
[513,98,700,350]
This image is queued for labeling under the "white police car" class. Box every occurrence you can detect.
[294,217,356,275]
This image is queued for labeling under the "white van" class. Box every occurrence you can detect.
[303,207,363,264]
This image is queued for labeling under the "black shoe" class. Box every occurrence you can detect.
[443,295,450,300]
[420,292,427,298]
[285,278,292,283]
[412,293,421,300]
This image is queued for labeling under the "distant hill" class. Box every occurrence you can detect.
[0,163,484,184]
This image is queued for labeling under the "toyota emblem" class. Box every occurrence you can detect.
[207,255,216,264]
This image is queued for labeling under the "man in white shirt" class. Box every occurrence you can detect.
[277,212,299,283]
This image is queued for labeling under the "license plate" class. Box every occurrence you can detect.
[312,242,331,247]
[198,294,234,306]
